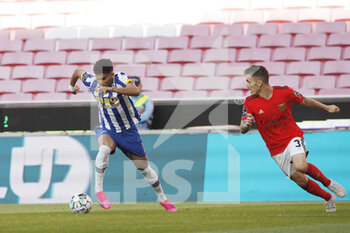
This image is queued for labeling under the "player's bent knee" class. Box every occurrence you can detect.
[139,166,159,186]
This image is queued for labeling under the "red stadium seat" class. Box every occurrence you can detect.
[195,77,229,90]
[145,25,177,37]
[302,76,336,89]
[160,77,194,91]
[323,61,350,75]
[69,92,94,101]
[23,39,55,52]
[327,33,350,47]
[318,88,350,95]
[158,37,189,50]
[203,49,236,63]
[258,35,291,48]
[180,25,210,37]
[2,52,33,66]
[135,50,167,64]
[67,51,100,65]
[31,15,65,29]
[315,22,346,34]
[280,22,312,34]
[79,26,110,39]
[294,34,326,47]
[58,39,89,51]
[265,9,298,23]
[0,66,11,80]
[91,38,122,51]
[212,24,243,36]
[56,79,73,93]
[182,63,215,77]
[216,63,250,77]
[143,91,173,99]
[230,10,264,24]
[12,65,44,80]
[34,93,68,101]
[237,48,270,62]
[337,75,350,88]
[269,76,300,89]
[209,90,245,98]
[23,80,56,93]
[137,77,159,91]
[34,52,67,65]
[115,65,146,77]
[272,48,306,62]
[255,62,285,76]
[46,65,76,79]
[296,89,315,96]
[230,76,247,90]
[343,47,350,60]
[224,35,257,48]
[0,39,22,53]
[298,9,331,22]
[0,30,10,39]
[0,80,21,93]
[0,16,31,30]
[190,36,222,49]
[46,27,79,39]
[124,37,155,50]
[246,23,278,35]
[308,47,341,61]
[331,9,350,22]
[103,51,134,65]
[14,29,44,40]
[147,64,181,77]
[173,91,208,98]
[168,49,202,63]
[1,93,33,101]
[286,62,321,75]
[111,25,143,38]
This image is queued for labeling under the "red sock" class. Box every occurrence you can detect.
[305,163,331,187]
[303,179,332,201]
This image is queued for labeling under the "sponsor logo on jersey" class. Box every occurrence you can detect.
[258,109,264,114]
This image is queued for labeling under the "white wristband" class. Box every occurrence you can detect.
[68,85,75,93]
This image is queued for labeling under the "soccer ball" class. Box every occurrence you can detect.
[69,192,92,213]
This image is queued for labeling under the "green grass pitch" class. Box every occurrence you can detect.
[0,202,349,233]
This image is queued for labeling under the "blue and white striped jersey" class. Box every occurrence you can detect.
[81,71,141,132]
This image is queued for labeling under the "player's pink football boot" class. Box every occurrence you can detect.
[95,191,111,209]
[159,199,177,212]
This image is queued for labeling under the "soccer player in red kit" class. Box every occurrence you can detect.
[240,65,346,212]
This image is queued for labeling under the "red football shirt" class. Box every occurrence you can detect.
[241,86,304,156]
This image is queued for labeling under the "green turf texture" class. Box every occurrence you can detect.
[0,202,349,233]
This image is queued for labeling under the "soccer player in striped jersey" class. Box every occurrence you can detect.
[240,65,346,212]
[68,58,176,212]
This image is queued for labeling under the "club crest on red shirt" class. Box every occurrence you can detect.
[278,103,286,112]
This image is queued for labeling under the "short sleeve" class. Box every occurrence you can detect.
[241,99,253,120]
[81,72,96,88]
[287,87,303,104]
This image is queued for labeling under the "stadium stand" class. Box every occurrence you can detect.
[0,0,349,101]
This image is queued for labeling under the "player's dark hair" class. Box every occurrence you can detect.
[93,58,113,75]
[244,65,269,84]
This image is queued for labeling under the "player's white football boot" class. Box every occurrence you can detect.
[327,180,346,198]
[325,194,336,212]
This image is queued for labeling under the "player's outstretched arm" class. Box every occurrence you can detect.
[68,68,85,95]
[300,97,340,113]
[240,114,254,134]
[98,82,141,96]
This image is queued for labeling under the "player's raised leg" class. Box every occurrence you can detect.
[130,155,177,212]
[95,134,115,209]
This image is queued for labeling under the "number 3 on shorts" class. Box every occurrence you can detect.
[293,138,305,149]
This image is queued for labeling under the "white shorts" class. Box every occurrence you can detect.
[272,137,307,178]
